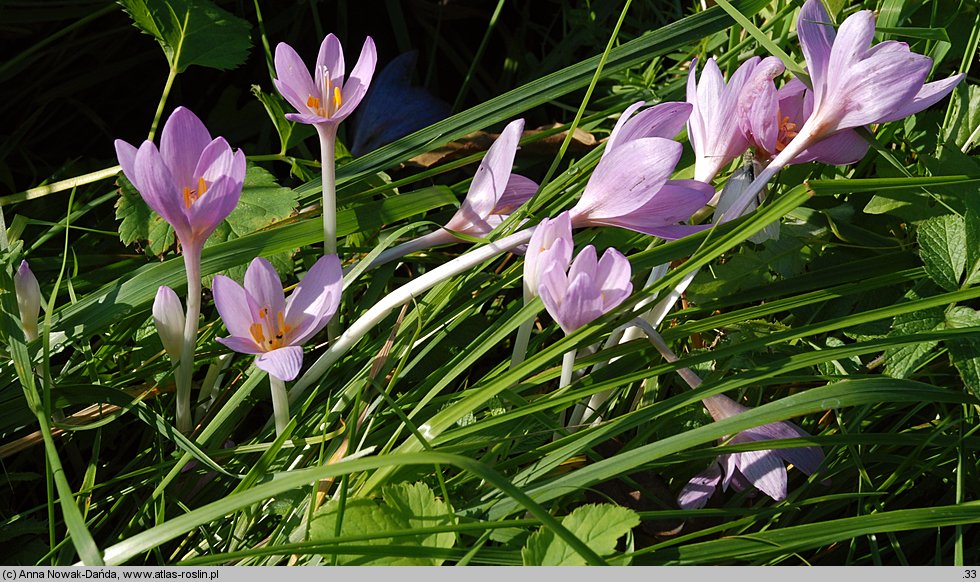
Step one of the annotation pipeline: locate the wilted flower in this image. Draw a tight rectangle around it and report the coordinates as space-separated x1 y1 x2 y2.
213 256 342 382
114 107 246 252
14 260 41 342
568 136 713 240
538 245 633 334
153 286 185 364
523 212 573 302
794 0 964 143
274 34 377 128
677 394 824 509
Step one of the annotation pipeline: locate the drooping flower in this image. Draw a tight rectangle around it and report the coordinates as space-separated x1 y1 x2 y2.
523 212 573 302
153 286 185 364
687 57 764 183
677 394 824 509
212 255 342 382
274 34 377 128
568 136 713 240
114 107 246 252
14 260 41 342
538 245 633 334
794 0 964 143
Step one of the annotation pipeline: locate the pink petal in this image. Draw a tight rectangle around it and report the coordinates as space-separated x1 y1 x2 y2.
639 224 712 240
797 0 836 99
572 137 682 220
687 59 707 156
605 101 645 156
578 180 712 236
733 448 788 501
537 263 570 326
315 33 345 91
256 345 304 381
606 101 692 155
284 112 330 125
567 245 599 283
284 254 343 345
216 335 263 355
795 128 868 165
334 36 378 121
875 73 965 123
494 174 538 215
448 118 525 232
133 141 191 241
212 274 257 339
738 57 784 154
524 213 573 298
831 44 931 129
114 139 140 190
557 270 604 333
595 247 633 304
743 421 825 476
185 174 240 242
677 462 723 509
274 42 317 115
159 107 212 187
244 258 287 317
701 393 751 422
195 139 246 185
696 58 726 112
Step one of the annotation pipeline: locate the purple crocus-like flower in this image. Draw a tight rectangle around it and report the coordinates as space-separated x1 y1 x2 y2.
212 255 342 382
14 260 41 342
568 136 713 240
153 286 185 364
677 394 824 509
114 107 246 252
523 211 573 302
274 34 377 128
687 57 765 183
794 0 964 144
604 101 693 157
538 245 633 334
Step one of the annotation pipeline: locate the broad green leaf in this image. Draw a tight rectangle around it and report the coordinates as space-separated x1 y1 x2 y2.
118 0 251 72
965 198 980 285
917 214 967 291
522 504 639 566
308 482 455 565
251 85 315 155
116 174 175 256
945 306 980 400
885 283 946 379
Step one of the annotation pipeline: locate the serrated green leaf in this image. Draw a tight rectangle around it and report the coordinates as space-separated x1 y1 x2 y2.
965 200 980 285
118 0 251 72
944 306 980 400
115 174 176 256
251 84 315 155
522 504 639 566
308 482 455 566
885 283 946 379
918 214 967 291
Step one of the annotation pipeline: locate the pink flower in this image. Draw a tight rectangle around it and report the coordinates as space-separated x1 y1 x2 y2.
795 0 963 142
523 212 573 302
274 34 377 128
212 256 342 382
114 107 246 252
14 260 41 341
568 135 713 240
538 245 633 334
677 395 824 509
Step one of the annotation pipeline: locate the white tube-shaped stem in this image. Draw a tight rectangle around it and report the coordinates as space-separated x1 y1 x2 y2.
270 375 290 436
317 124 339 257
176 242 203 434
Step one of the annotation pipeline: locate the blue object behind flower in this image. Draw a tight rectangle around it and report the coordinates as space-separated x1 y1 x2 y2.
350 51 451 156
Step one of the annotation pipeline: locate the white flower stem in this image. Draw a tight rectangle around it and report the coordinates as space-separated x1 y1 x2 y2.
176 243 203 434
317 124 339 257
509 318 535 368
557 348 577 432
288 228 534 402
369 230 458 269
270 375 290 436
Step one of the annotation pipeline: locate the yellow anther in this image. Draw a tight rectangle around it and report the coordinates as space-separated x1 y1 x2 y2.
197 177 207 197
307 95 321 110
249 322 266 345
333 86 342 111
182 186 193 209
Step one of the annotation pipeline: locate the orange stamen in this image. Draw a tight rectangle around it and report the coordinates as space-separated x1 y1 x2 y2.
333 87 342 111
182 186 193 208
307 96 321 111
250 322 266 345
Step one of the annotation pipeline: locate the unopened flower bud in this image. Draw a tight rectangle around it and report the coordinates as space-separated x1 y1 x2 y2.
14 260 41 342
153 286 185 364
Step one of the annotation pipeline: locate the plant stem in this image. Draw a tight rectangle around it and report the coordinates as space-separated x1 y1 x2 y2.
369 229 458 269
176 243 203 434
317 124 339 257
148 67 179 142
270 375 290 436
289 228 534 402
509 318 535 368
559 348 576 389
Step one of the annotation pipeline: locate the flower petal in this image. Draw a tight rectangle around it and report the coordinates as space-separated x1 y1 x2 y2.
334 36 378 121
153 286 185 362
133 141 191 241
572 137 683 220
677 462 723 509
216 335 264 355
315 33 345 91
795 128 869 165
567 245 599 283
494 174 538 215
580 180 713 236
256 345 304 381
797 0 836 99
606 101 693 156
285 254 343 345
115 139 140 190
159 107 212 187
274 42 317 114
556 270 604 333
212 274 257 340
186 174 240 242
738 57 784 154
595 247 633 307
448 119 525 233
733 448 788 501
831 43 932 129
244 257 287 317
874 73 965 123
285 112 331 125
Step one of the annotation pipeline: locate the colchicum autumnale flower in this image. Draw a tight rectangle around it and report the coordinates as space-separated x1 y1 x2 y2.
677 394 825 508
523 211 573 302
213 256 342 382
153 286 185 365
115 106 246 433
538 245 633 335
14 260 41 342
274 33 377 257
